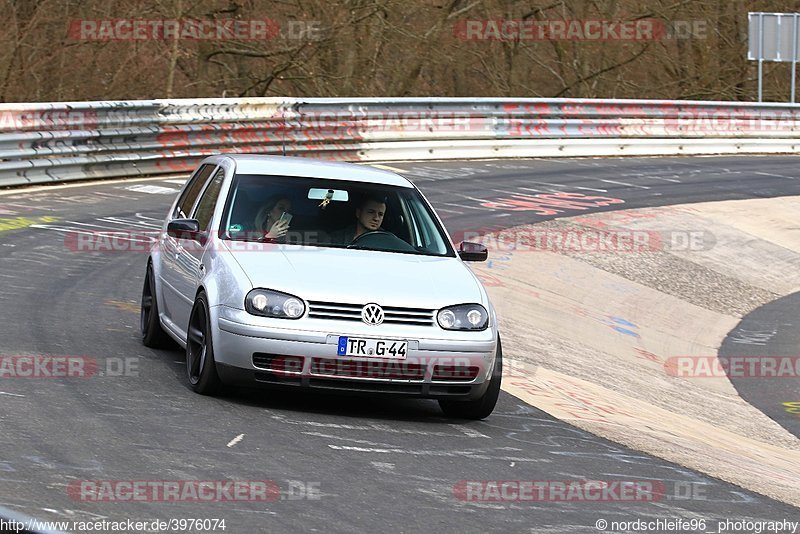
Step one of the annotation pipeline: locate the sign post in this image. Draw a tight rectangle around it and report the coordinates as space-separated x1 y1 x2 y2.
792 15 798 102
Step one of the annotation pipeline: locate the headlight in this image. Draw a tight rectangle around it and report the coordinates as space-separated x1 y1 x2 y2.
436 304 489 330
245 289 305 319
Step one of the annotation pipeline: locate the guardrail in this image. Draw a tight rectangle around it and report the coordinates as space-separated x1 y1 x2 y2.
2 97 800 187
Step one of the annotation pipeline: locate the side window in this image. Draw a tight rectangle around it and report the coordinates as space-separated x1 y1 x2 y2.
173 164 216 219
192 168 226 232
406 197 447 255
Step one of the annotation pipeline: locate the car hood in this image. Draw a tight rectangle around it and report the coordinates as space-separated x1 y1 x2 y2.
222 243 486 309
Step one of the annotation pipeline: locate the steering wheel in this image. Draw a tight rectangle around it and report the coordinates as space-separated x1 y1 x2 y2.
348 230 416 252
348 230 395 247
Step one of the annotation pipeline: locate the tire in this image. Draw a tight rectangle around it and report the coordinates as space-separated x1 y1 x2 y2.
186 293 223 395
438 337 502 420
140 264 172 348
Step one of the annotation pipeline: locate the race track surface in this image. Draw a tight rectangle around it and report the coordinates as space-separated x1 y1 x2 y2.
1 156 799 533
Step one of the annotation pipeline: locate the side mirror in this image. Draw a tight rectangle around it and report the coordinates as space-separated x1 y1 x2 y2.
457 241 488 262
167 219 204 242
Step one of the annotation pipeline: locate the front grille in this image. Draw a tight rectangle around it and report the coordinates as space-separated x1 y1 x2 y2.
307 300 435 327
310 358 426 380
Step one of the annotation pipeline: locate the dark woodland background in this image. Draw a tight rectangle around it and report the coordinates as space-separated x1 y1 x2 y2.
2 0 799 102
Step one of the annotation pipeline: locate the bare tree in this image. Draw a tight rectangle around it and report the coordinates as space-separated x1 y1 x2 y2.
0 0 795 102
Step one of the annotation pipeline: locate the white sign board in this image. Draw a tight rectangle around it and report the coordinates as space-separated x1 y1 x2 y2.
749 12 800 62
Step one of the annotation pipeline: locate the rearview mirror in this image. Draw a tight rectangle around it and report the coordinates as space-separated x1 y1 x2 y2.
308 188 349 202
457 241 488 262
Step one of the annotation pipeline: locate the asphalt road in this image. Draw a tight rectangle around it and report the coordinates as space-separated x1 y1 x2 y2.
1 156 799 533
719 292 800 440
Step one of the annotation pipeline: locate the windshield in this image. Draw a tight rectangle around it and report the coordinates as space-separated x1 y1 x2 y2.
220 174 455 257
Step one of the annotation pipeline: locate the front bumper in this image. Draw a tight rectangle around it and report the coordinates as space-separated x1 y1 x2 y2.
213 307 497 400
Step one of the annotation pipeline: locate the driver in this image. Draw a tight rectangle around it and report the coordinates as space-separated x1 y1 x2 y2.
331 195 387 244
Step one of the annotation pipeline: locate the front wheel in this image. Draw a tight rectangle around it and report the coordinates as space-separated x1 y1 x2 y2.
140 264 171 348
439 337 502 420
186 293 222 395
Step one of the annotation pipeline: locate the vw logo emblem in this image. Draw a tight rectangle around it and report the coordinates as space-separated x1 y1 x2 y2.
361 303 384 326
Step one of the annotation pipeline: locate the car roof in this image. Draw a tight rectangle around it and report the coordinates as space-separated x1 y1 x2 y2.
207 155 413 188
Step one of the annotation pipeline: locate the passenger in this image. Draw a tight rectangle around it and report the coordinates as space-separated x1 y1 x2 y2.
255 195 292 240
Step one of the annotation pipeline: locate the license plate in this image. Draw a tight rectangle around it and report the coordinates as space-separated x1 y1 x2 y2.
337 337 408 359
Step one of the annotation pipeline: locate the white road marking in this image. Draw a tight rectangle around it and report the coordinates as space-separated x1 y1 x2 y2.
60 220 122 230
441 202 491 212
270 414 457 436
0 174 189 197
25 504 109 521
632 175 682 183
66 220 151 232
0 203 40 215
92 191 139 200
31 222 155 244
135 213 164 221
371 462 395 470
124 184 181 194
448 424 491 439
98 216 161 228
489 188 526 195
753 171 797 180
460 193 494 204
302 432 392 448
39 198 87 205
29 224 92 235
327 444 548 462
0 392 25 397
163 179 189 185
226 434 245 448
599 179 650 190
520 182 608 193
434 207 464 215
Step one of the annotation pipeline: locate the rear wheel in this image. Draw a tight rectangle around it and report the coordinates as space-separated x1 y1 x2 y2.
186 293 222 395
140 264 171 348
439 337 502 420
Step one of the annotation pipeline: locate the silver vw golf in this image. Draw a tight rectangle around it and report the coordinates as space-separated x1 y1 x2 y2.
140 155 502 419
